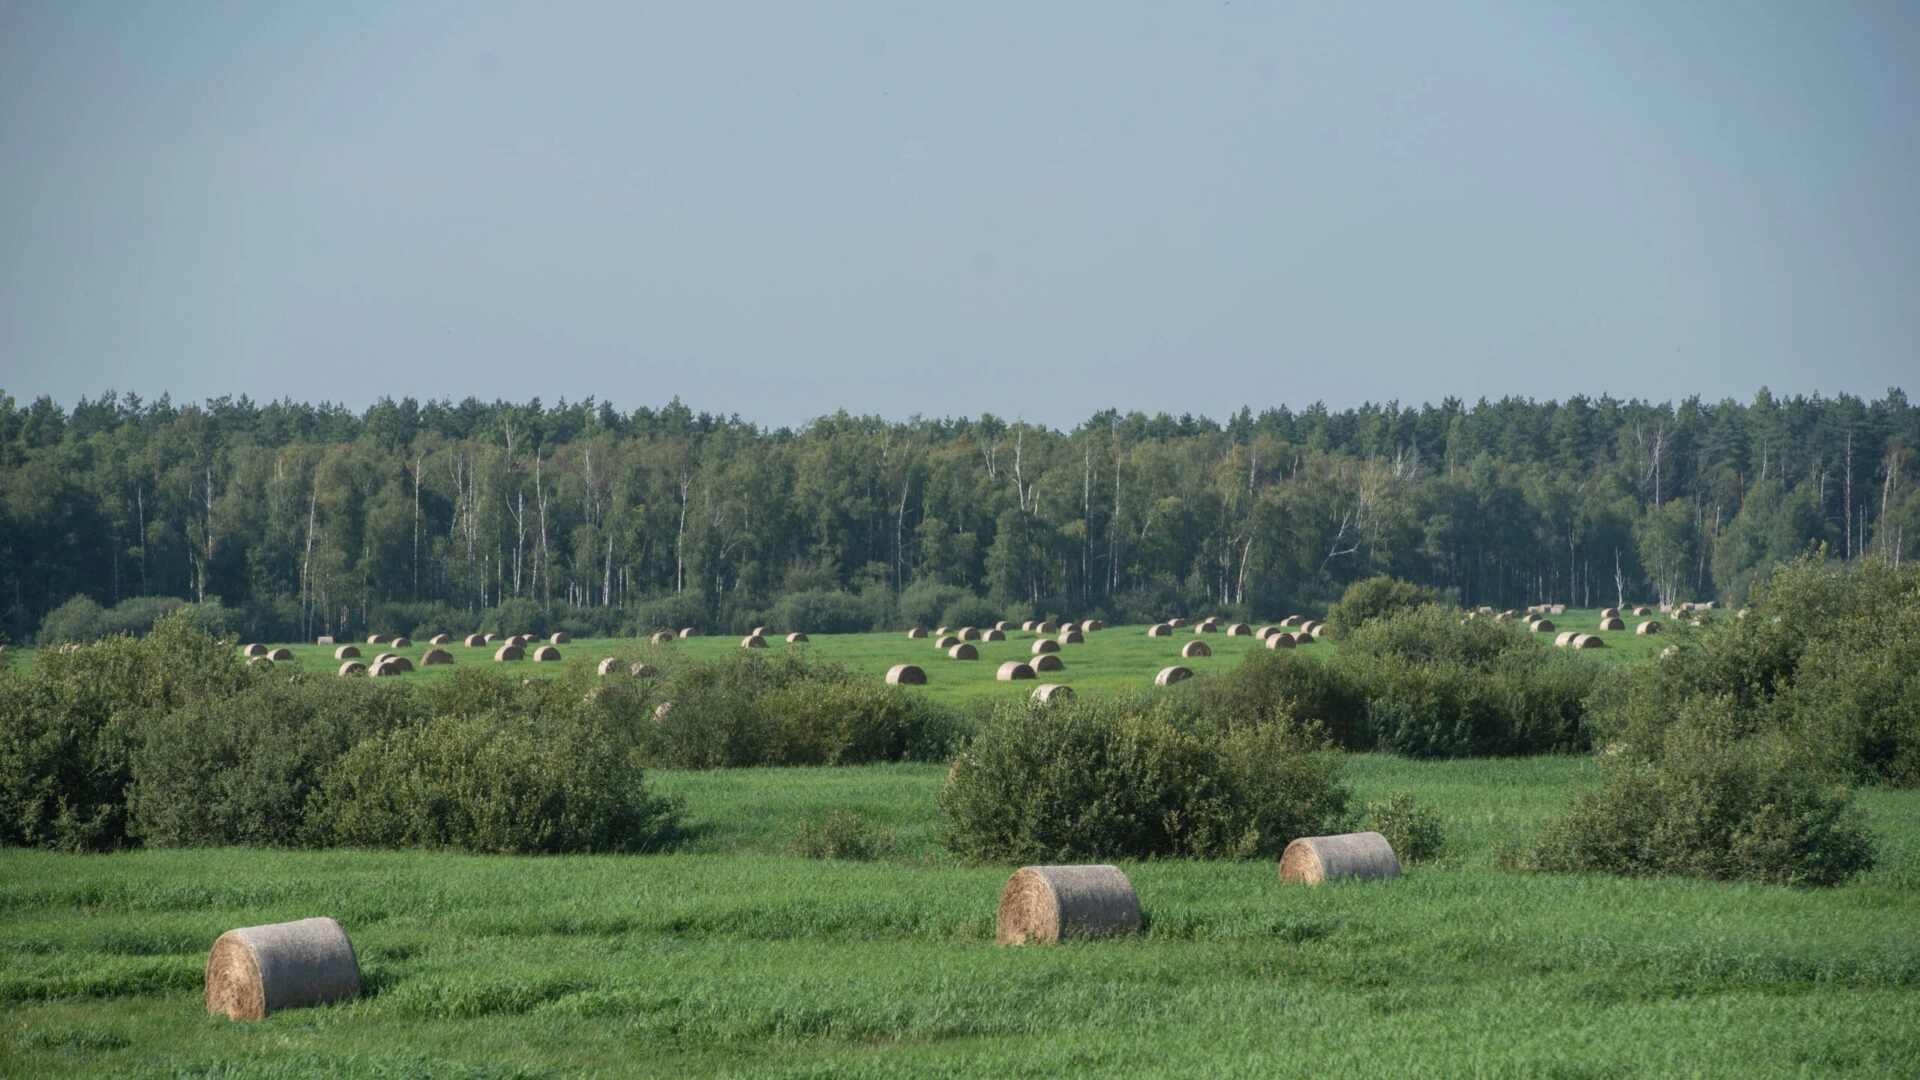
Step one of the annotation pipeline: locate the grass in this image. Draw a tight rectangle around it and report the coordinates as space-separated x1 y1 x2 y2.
3 754 1916 1078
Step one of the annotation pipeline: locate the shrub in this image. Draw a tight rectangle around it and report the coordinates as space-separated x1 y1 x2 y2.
938 694 1348 863
35 595 105 644
794 808 896 861
896 583 968 631
627 592 711 636
768 588 889 635
939 596 1004 633
1323 575 1435 639
1364 791 1445 863
1532 701 1875 887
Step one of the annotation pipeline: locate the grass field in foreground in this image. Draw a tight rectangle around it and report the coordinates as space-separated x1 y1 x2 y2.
3 755 1916 1078
1 608 1675 704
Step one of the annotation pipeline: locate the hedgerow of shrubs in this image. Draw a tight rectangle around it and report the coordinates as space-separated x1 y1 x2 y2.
938 693 1349 863
1322 574 1436 640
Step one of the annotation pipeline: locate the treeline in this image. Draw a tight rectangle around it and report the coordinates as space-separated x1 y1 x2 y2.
2 386 1916 643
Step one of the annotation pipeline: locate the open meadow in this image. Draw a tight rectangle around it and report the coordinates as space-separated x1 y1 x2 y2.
3 755 1917 1078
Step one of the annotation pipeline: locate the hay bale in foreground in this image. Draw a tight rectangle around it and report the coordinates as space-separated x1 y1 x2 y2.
1530 619 1555 633
420 648 453 666
1032 683 1073 703
1636 620 1662 635
1031 638 1060 655
935 634 961 650
205 916 360 1022
1146 624 1172 637
948 643 979 661
267 648 294 662
1599 617 1625 631
787 632 809 643
243 643 267 657
1266 633 1295 650
886 664 927 685
494 644 524 662
741 635 768 649
1031 653 1063 673
598 657 622 675
464 635 485 648
1182 640 1211 658
338 661 366 677
1279 832 1401 885
532 645 561 661
907 627 928 639
1057 630 1084 645
997 661 1036 681
996 865 1141 945
1155 666 1193 686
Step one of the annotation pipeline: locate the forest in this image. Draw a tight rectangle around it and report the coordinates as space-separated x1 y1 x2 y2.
2 386 1915 644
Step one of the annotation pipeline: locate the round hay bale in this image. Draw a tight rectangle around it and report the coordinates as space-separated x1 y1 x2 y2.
1195 622 1218 634
205 916 360 1022
1266 633 1295 650
494 644 524 662
996 865 1140 946
1530 619 1555 633
1254 626 1278 639
1059 621 1080 634
248 656 273 669
1032 684 1074 703
483 634 499 644
1279 831 1401 885
315 636 334 646
654 701 673 721
995 621 1017 632
1181 640 1211 658
1225 623 1252 636
243 643 268 657
390 637 411 649
1020 621 1037 631
983 629 1006 642
652 631 675 644
1167 617 1188 628
533 645 561 661
1155 665 1193 686
1302 620 1323 635
597 657 622 675
997 661 1036 681
338 661 366 677
368 659 401 677
1282 615 1304 627
751 626 771 638
1031 653 1064 673
429 634 450 645
959 627 981 641
1572 634 1605 649
787 632 810 644
935 634 961 650
549 632 570 645
1083 620 1106 632
1031 638 1061 655
266 648 293 662
631 662 655 678
1601 607 1619 620
334 645 360 660
1633 606 1653 616
1554 631 1578 647
1294 632 1319 646
1035 621 1058 634
367 635 386 645
1057 630 1084 645
948 643 979 661
1146 623 1172 637
1636 620 1662 635
373 653 398 665
1599 617 1625 632
420 648 453 666
1478 606 1494 615
936 627 951 637
464 635 485 648
678 627 699 639
886 664 927 685
741 635 767 649
907 627 928 639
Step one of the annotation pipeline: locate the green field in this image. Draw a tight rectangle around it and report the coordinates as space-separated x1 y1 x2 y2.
3 754 1916 1078
125 608 1675 705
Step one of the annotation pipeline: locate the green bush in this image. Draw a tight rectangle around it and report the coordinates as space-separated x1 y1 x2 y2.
1364 791 1445 863
938 694 1348 863
939 596 1004 633
793 808 897 861
1532 701 1875 887
1323 575 1435 639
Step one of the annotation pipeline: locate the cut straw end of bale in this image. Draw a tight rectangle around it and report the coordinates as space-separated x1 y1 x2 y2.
886 664 926 685
1181 640 1211 658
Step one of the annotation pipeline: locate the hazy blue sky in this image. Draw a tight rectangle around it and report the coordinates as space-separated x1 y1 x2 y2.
2 1 1915 427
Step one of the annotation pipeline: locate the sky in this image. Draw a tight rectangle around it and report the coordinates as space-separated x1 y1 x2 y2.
2 0 1916 429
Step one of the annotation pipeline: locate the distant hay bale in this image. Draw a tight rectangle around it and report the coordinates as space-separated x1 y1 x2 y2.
1478 606 1494 615
532 646 560 662
420 648 453 666
1031 653 1063 672
936 627 952 636
1572 634 1605 649
1020 621 1037 631
1059 621 1080 633
1255 626 1279 639
494 644 524 662
997 661 1036 682
983 629 1006 642
550 632 570 645
997 865 1141 945
1662 644 1679 657
1031 639 1061 655
1034 621 1059 634
886 664 927 685
338 661 366 677
1633 606 1653 616
995 621 1017 632
679 628 699 639
959 627 982 641
1226 623 1252 636
1636 620 1662 635
373 653 397 665
1601 608 1619 620
787 632 809 643
1279 832 1401 885
907 627 929 639
935 634 961 649
484 634 500 644
1181 640 1212 658
429 634 451 645
367 635 386 645
1293 632 1318 646
1266 633 1295 650
464 635 485 648
631 662 655 678
1146 624 1172 637
1531 619 1555 633
948 643 979 661
243 644 267 657
654 702 674 721
752 626 771 638
368 659 401 677
391 637 411 649
1196 620 1219 634
1057 630 1084 645
1032 684 1074 703
1554 631 1578 647
1083 619 1106 632
267 648 293 661
597 657 622 675
1550 605 1566 615
1155 666 1193 686
652 631 675 644
1302 621 1323 636
1282 615 1304 627
316 636 334 646
1599 617 1625 631
205 916 360 1022
1167 617 1188 628
741 635 767 649
248 656 273 669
